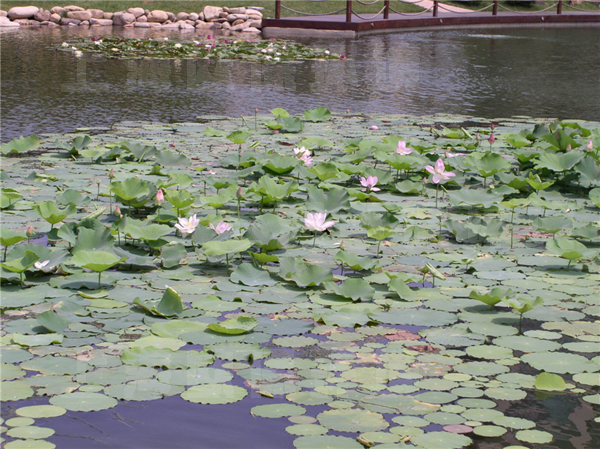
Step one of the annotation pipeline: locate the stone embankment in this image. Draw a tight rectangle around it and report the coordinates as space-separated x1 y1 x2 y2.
0 5 263 33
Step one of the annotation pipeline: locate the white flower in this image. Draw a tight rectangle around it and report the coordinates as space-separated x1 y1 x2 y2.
163 37 169 41
193 40 200 45
205 44 212 50
325 50 330 55
209 221 232 235
94 41 102 45
73 51 83 57
274 57 280 62
111 48 119 51
61 42 69 47
71 46 77 50
174 43 182 48
261 49 267 53
305 213 335 232
34 260 54 272
175 214 200 237
265 55 271 60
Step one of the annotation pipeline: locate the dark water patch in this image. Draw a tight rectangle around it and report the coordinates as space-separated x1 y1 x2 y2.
2 26 600 141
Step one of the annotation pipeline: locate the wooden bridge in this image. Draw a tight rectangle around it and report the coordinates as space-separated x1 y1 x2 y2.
262 0 600 37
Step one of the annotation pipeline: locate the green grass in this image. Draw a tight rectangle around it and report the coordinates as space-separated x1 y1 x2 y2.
0 0 424 18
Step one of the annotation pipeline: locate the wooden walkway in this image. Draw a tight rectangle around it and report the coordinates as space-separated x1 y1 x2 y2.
262 2 600 37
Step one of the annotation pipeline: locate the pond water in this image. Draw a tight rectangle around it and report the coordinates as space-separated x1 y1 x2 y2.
2 25 600 142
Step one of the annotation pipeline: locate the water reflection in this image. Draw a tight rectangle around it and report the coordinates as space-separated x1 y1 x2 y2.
1 25 599 141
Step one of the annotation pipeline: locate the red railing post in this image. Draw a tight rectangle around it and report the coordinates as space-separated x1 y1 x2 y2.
275 0 281 19
433 0 439 17
384 0 390 19
557 0 563 14
493 0 498 16
346 0 353 23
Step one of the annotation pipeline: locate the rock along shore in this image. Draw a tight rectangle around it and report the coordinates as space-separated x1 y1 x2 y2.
0 5 263 33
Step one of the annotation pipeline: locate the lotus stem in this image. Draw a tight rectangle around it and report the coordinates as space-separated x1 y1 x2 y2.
3 246 7 262
20 272 24 288
377 240 381 257
435 184 439 209
98 272 102 289
313 231 317 248
157 205 161 223
518 313 523 334
226 253 230 275
237 199 241 222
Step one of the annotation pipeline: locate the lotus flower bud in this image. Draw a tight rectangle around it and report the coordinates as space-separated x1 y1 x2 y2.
26 226 35 238
566 144 572 151
114 206 122 218
255 108 259 113
340 240 346 250
369 125 378 130
491 123 495 130
586 140 593 151
95 178 101 185
488 133 495 144
236 187 243 199
109 169 115 179
156 189 164 206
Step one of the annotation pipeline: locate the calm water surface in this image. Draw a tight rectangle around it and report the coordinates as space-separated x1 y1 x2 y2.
1 25 599 141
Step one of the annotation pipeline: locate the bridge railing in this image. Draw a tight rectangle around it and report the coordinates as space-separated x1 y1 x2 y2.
273 0 600 21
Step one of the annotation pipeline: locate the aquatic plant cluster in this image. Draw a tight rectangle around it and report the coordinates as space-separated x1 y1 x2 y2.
57 37 343 62
1 109 599 448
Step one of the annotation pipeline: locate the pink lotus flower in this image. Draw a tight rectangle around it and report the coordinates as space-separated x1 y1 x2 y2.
445 151 466 158
34 260 53 271
175 214 200 237
488 133 495 145
586 140 594 151
425 159 455 184
305 212 335 232
294 146 310 157
360 176 380 192
209 221 232 235
156 189 164 206
396 141 413 155
298 152 313 167
369 125 378 130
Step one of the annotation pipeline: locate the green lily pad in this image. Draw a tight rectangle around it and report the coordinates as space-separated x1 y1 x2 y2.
49 392 118 411
181 384 248 404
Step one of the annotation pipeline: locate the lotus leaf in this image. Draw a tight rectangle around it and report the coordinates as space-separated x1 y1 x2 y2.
208 316 258 335
1 134 39 155
181 384 247 404
49 392 117 412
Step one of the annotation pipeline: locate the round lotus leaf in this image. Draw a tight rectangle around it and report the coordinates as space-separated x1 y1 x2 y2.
461 408 504 422
466 345 513 360
121 347 175 367
444 373 472 382
493 416 535 430
1 381 34 402
573 373 600 386
235 367 280 382
441 404 466 413
288 415 317 425
6 417 35 427
265 358 317 370
314 385 346 396
387 384 419 394
151 320 209 338
327 400 354 409
256 382 302 396
80 385 103 393
20 356 91 376
455 362 509 377
516 429 553 444
583 394 600 405
16 405 66 419
293 435 363 449
206 342 271 361
389 426 425 436
252 403 306 418
286 391 332 406
467 322 518 337
360 431 401 443
340 367 399 384
75 366 156 386
494 336 561 352
1 363 25 381
317 408 389 433
272 336 319 348
414 391 458 405
451 387 484 398
370 308 457 327
128 335 186 351
181 384 247 404
361 393 439 415
158 367 233 386
257 318 314 336
286 424 328 436
7 425 55 439
496 373 536 388
523 352 599 374
443 424 474 434
473 425 507 437
523 330 561 340
49 392 118 412
104 379 184 401
0 348 34 364
411 431 472 448
391 416 429 427
562 342 599 353
4 440 55 449
457 398 497 409
414 378 458 391
424 412 465 425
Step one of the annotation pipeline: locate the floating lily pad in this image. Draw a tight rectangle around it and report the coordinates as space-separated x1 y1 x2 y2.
49 392 118 412
181 384 248 404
